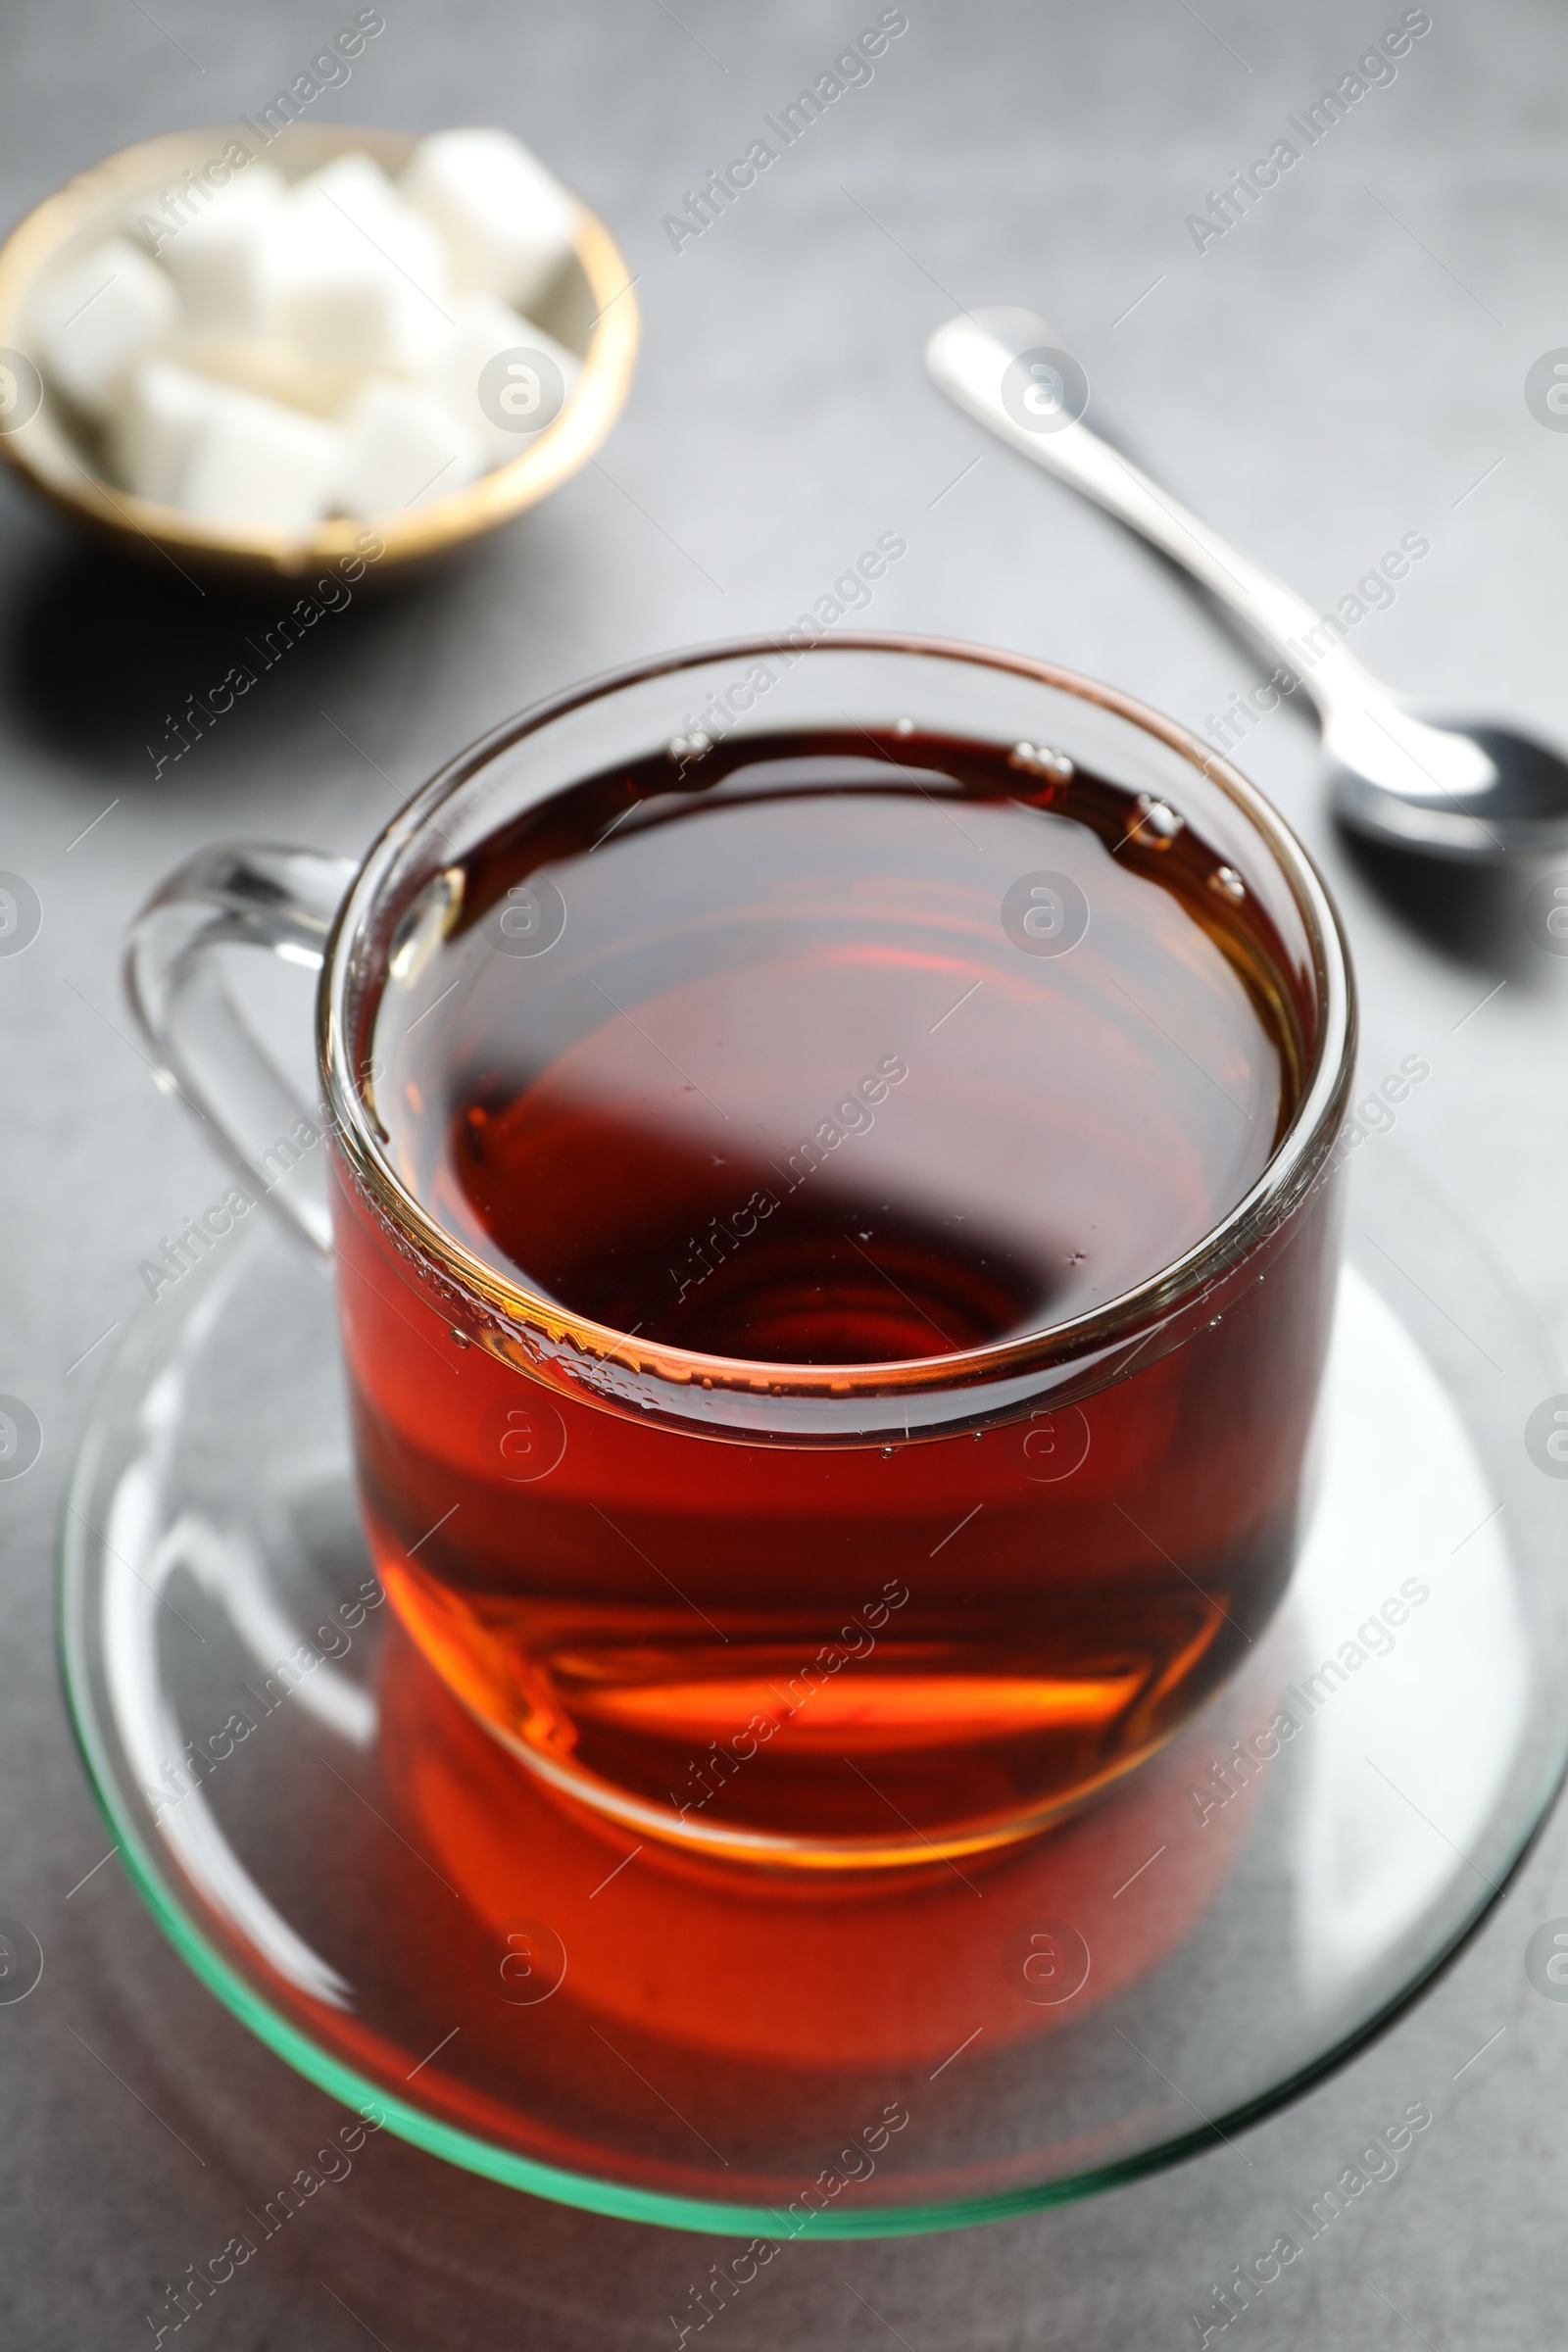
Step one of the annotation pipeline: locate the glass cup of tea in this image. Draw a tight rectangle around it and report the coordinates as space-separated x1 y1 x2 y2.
127 635 1354 1871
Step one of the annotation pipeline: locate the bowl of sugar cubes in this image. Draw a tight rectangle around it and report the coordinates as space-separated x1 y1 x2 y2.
0 122 638 584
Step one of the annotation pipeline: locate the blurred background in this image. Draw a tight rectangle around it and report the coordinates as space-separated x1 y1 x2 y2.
1 0 1564 2343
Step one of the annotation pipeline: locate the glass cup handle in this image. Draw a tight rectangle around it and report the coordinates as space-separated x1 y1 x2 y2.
123 843 360 1265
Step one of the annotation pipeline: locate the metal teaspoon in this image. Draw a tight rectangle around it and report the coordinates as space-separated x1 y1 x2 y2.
926 306 1568 862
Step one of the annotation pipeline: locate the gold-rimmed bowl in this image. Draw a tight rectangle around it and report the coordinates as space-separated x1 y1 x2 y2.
0 123 639 588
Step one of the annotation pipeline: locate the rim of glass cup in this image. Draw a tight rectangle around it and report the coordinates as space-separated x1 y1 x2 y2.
318 632 1356 1406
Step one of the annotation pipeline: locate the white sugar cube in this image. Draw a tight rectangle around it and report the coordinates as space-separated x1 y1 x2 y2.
179 388 343 532
153 166 285 335
336 378 482 516
266 186 451 372
106 358 221 504
168 335 362 421
290 152 404 234
403 129 576 312
420 291 580 465
34 236 180 416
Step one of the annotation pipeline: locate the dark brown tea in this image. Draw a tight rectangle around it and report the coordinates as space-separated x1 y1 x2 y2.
331 723 1338 1863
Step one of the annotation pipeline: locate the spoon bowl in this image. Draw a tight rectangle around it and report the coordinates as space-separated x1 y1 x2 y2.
1327 714 1568 860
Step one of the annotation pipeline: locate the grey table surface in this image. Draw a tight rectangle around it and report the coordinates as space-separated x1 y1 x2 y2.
3 0 1566 2342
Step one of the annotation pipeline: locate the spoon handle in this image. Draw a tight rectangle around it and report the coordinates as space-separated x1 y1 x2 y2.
924 308 1384 729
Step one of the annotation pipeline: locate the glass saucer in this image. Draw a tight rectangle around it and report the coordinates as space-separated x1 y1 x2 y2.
58 1151 1568 2237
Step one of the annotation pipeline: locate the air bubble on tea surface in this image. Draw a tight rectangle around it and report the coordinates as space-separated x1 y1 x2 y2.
1009 740 1075 781
1134 792 1184 849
